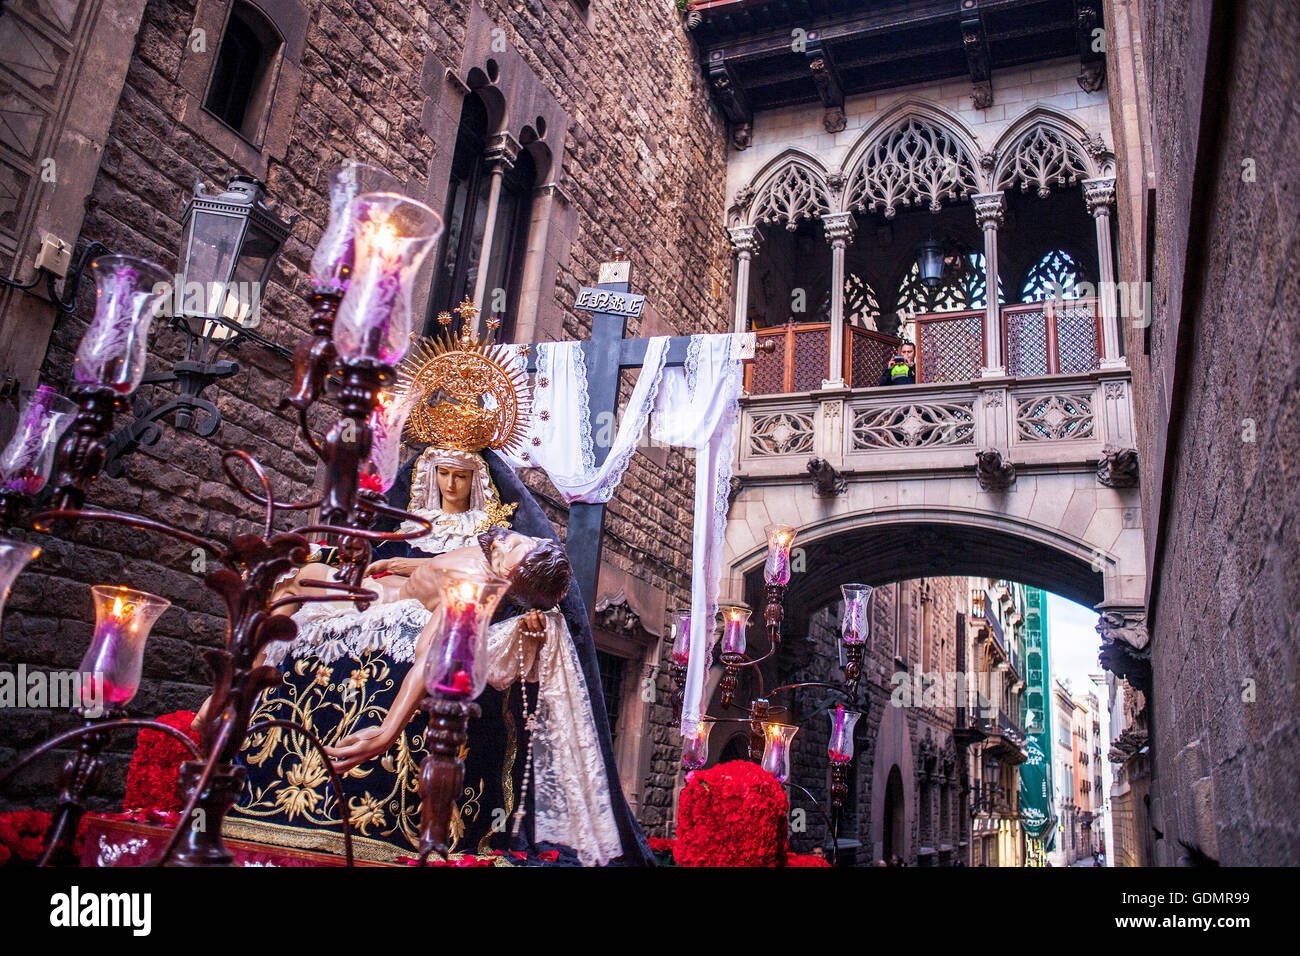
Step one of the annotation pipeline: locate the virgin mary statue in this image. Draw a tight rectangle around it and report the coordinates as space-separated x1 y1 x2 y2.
219 316 651 866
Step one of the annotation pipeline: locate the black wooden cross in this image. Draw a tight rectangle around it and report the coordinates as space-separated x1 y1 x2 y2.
521 261 695 616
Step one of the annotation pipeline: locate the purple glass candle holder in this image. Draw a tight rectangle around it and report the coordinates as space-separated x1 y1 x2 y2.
361 387 418 493
840 583 873 645
719 604 751 657
309 162 402 295
423 567 508 701
828 704 862 763
670 608 692 667
762 523 796 586
78 585 171 710
0 385 76 496
760 722 799 783
332 193 442 365
73 255 171 395
0 536 40 625
681 718 713 770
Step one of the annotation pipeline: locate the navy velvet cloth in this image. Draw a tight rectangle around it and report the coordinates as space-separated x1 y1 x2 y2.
374 449 654 866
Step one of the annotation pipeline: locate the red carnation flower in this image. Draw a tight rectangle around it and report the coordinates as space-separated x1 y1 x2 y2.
673 761 789 867
123 710 200 813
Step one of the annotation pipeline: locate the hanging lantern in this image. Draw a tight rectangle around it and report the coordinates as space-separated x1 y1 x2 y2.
177 176 291 340
916 236 945 289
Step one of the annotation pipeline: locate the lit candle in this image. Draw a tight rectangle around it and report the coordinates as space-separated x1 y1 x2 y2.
720 605 750 656
423 570 508 702
681 719 713 770
762 523 796 586
332 193 442 366
310 162 402 294
760 722 799 782
78 586 171 710
362 388 417 493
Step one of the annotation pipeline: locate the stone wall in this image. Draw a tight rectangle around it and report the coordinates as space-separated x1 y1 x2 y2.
0 0 730 819
1107 0 1300 864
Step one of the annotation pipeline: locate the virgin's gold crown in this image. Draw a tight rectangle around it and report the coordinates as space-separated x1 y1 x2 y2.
397 298 531 453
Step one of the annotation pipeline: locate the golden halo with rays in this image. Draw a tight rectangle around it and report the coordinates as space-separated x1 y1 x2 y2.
396 309 531 455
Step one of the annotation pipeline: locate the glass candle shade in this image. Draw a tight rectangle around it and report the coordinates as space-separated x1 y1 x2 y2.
361 387 417 493
74 255 171 395
310 162 402 295
719 604 751 657
827 705 862 763
422 567 509 701
332 193 442 365
762 523 796 586
670 609 691 667
760 722 799 783
0 385 76 495
681 718 713 770
840 583 874 646
78 586 171 709
0 537 39 625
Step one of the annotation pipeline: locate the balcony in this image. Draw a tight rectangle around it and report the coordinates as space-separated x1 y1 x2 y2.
746 300 1101 397
979 710 1028 764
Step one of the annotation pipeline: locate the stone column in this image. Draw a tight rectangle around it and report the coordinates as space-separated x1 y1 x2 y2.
471 132 521 332
1084 177 1123 368
821 212 855 388
727 225 761 333
972 193 1006 377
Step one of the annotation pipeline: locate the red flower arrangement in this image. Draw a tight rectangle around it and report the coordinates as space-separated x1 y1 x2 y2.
122 710 200 813
0 810 88 866
673 761 789 867
786 853 832 867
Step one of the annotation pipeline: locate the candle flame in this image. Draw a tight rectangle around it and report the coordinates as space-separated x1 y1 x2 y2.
372 221 400 258
729 608 744 622
450 581 477 603
112 596 127 618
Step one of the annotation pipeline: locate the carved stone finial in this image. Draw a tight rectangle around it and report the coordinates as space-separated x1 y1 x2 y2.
1097 443 1139 487
806 457 847 497
975 448 1015 491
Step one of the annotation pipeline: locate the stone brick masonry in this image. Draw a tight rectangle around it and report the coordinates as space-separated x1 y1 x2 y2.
0 0 730 821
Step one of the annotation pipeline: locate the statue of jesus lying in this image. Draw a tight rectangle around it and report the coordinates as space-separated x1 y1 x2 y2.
214 524 631 866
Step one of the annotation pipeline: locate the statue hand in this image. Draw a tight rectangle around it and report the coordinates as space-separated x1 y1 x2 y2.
520 609 547 644
325 725 396 774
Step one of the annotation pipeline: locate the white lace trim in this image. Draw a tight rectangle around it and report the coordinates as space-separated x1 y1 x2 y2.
568 342 596 476
263 598 431 669
486 611 623 866
587 342 668 505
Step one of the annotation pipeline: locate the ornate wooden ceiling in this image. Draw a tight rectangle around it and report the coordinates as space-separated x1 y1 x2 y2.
689 0 1105 135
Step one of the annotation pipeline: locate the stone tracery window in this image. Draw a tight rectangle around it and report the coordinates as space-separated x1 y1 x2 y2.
844 116 981 219
1020 249 1087 302
750 162 831 230
995 125 1091 198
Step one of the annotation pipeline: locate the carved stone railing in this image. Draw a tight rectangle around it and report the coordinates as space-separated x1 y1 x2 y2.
736 369 1135 480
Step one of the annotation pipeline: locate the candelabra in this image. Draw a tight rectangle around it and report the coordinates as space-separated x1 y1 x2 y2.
0 163 449 867
671 525 878 865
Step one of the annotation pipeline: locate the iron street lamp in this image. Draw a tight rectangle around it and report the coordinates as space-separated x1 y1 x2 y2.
102 177 293 475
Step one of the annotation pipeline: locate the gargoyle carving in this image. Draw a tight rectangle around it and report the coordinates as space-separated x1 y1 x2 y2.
975 449 1015 491
806 457 846 497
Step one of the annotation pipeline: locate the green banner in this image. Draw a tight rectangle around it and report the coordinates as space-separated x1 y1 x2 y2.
1018 588 1056 842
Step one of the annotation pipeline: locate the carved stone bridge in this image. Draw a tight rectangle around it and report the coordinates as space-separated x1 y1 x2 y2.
722 365 1147 670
